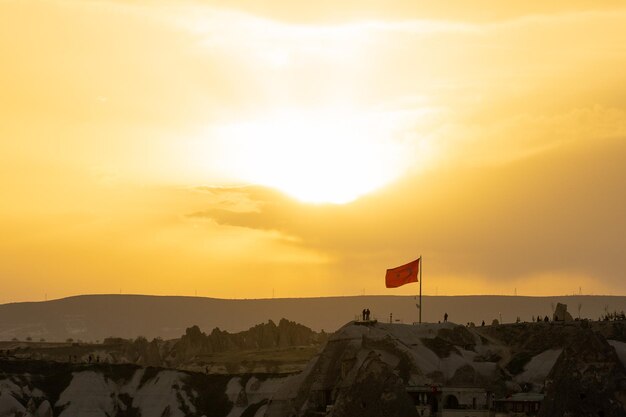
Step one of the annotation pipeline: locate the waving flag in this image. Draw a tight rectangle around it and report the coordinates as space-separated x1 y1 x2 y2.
385 258 420 288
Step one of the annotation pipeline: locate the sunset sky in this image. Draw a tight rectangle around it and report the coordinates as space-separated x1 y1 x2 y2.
1 0 625 302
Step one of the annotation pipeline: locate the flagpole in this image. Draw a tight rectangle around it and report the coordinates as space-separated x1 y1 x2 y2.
419 255 422 324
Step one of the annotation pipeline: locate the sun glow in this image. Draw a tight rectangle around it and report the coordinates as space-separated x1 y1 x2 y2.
212 108 422 204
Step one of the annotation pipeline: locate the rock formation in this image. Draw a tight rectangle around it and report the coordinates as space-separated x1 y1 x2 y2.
3 320 626 416
329 352 418 417
553 303 574 322
539 329 626 417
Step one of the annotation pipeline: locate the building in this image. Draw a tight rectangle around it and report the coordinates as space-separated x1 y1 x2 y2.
493 393 544 416
407 385 493 417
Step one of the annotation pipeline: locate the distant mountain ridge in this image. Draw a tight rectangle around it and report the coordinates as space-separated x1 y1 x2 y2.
1 294 625 341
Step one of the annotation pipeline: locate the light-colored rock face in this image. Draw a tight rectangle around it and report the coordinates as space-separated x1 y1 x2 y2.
608 340 626 368
56 371 118 417
513 348 562 389
125 370 197 417
36 400 53 417
0 391 26 416
224 376 286 417
0 363 290 417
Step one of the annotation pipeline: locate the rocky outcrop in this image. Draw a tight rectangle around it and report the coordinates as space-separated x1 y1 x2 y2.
553 303 574 322
266 320 626 417
329 352 418 417
539 329 626 417
265 321 499 417
173 319 324 360
5 319 326 372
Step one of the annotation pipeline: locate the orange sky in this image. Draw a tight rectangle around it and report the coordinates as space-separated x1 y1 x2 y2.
1 0 626 302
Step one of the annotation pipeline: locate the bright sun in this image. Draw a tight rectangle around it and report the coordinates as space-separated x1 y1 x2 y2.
213 107 421 204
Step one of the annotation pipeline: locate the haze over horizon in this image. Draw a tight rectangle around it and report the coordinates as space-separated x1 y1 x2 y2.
2 293 626 341
4 292 626 306
1 0 625 302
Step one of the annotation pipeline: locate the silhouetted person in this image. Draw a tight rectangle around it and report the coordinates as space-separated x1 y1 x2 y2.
365 308 371 321
444 312 448 322
362 308 366 321
544 315 549 322
481 320 485 327
537 315 542 322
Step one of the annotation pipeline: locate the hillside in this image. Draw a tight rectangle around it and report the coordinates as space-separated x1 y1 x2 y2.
0 359 288 417
0 318 327 374
1 294 625 341
265 320 626 417
2 319 626 417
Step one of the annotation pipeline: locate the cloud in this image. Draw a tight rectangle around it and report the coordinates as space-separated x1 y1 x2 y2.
189 136 626 294
150 0 626 26
3 0 626 299
187 186 334 240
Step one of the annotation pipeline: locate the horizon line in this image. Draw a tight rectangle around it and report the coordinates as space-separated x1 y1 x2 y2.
2 292 625 306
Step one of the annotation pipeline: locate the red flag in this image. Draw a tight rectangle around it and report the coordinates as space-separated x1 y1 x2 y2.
385 258 420 288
